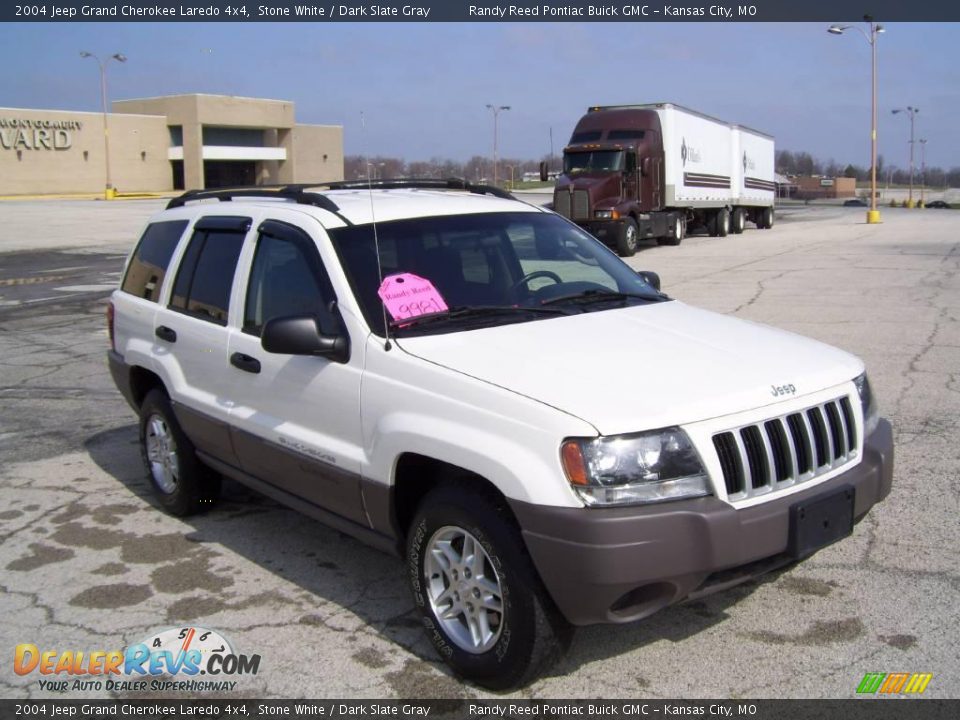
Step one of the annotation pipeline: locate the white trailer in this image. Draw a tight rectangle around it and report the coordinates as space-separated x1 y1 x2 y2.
555 103 776 254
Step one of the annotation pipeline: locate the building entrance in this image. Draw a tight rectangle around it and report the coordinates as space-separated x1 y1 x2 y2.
204 160 256 188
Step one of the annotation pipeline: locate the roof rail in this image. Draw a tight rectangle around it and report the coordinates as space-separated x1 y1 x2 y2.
166 177 514 212
316 177 515 200
166 184 343 212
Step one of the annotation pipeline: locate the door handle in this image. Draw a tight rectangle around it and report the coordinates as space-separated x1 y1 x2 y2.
230 352 261 374
155 325 177 343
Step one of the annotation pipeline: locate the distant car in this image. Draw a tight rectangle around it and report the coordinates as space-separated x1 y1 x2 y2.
843 198 867 207
925 200 951 209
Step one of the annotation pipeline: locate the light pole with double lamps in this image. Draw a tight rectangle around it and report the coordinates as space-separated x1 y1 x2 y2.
485 104 510 186
80 51 127 200
827 16 884 224
891 105 919 207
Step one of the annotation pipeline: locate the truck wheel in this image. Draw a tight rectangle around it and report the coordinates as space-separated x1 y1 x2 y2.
658 215 684 246
407 484 571 689
761 206 775 229
732 208 745 234
616 218 639 257
139 389 220 516
717 209 730 237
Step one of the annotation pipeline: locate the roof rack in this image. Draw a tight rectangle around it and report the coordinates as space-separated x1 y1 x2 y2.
317 177 515 200
166 184 343 212
166 177 514 211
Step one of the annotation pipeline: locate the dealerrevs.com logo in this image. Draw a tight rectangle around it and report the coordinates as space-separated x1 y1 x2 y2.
14 626 260 693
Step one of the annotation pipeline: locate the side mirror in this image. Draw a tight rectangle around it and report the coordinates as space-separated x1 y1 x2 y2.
641 157 652 177
637 270 661 291
539 161 549 182
261 315 349 363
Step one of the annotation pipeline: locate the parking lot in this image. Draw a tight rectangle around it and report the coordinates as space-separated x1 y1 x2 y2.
0 198 957 699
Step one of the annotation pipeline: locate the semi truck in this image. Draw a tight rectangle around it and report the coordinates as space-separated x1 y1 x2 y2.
549 103 776 255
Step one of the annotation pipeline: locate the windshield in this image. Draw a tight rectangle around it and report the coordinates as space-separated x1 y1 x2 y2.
328 211 664 336
563 150 624 174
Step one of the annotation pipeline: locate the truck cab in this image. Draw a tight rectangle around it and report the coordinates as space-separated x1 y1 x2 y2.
553 104 776 256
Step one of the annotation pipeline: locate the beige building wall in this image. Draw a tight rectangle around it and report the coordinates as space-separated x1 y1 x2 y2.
287 125 344 184
115 95 297 189
1 95 343 195
0 108 170 195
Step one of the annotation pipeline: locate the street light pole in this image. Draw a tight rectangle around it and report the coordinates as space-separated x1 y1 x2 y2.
827 17 884 224
891 106 919 207
918 138 927 206
485 104 510 186
80 51 127 200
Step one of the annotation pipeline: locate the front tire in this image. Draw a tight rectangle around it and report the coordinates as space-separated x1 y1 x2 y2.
616 218 639 257
139 389 220 516
407 484 571 689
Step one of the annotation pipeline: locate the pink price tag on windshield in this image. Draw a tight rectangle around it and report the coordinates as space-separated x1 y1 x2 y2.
378 273 448 321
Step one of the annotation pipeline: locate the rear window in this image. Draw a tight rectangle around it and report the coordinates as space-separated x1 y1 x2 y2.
169 217 249 325
120 220 188 302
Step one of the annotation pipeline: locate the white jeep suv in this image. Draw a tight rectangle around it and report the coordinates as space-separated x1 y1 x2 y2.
108 180 893 688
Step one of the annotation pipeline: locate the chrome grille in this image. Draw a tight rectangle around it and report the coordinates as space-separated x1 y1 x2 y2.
554 190 571 218
572 190 590 220
712 396 858 501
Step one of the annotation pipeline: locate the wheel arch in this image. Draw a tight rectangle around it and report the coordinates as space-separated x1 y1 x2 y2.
391 453 518 545
129 365 166 409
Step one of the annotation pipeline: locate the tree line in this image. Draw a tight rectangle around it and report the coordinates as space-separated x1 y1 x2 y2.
776 150 960 187
344 155 552 184
344 152 960 188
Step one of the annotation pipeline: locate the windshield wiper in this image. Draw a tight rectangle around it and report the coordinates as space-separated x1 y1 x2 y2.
539 289 664 307
390 305 568 330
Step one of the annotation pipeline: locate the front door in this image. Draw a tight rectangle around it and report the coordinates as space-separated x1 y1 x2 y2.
225 215 366 524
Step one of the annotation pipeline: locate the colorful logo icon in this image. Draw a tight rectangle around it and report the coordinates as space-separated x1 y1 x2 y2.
857 672 933 695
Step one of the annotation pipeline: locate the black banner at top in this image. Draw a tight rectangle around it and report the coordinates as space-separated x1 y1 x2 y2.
3 0 960 23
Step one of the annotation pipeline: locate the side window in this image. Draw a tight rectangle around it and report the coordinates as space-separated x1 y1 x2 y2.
169 216 249 325
243 220 338 337
120 220 188 301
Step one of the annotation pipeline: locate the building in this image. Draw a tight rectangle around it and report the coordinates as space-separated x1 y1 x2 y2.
0 94 344 196
792 175 858 200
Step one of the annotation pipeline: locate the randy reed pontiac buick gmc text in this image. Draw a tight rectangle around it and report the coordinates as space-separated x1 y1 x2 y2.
108 180 893 688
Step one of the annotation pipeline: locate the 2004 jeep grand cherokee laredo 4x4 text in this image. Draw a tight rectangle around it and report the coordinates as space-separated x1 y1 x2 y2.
108 180 893 689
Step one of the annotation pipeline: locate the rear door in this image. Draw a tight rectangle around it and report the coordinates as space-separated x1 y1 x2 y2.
225 214 366 524
151 215 251 467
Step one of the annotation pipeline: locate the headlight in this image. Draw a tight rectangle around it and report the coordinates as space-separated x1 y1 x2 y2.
854 372 880 436
594 210 613 219
561 428 711 507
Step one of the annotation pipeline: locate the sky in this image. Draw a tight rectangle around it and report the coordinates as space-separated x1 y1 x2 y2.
1 21 959 170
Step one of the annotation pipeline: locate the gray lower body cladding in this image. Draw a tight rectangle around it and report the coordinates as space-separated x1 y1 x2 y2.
509 419 894 626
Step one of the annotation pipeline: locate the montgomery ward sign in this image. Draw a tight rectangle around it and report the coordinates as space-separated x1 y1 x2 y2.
0 118 81 150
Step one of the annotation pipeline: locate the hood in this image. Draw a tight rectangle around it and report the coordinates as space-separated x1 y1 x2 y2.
556 173 622 206
395 302 863 436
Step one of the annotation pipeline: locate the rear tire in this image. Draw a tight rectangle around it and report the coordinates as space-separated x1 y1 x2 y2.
406 483 571 689
717 208 730 237
732 208 746 234
616 218 639 257
139 389 220 516
760 206 775 229
658 215 684 246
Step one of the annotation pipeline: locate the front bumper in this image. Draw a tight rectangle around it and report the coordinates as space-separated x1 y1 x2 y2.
575 218 622 243
510 418 894 625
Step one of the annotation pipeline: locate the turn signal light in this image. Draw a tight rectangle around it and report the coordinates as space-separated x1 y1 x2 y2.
560 441 588 486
